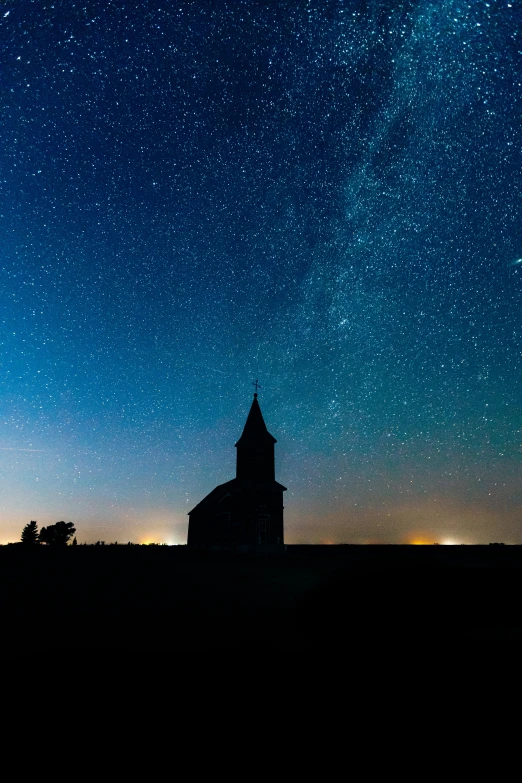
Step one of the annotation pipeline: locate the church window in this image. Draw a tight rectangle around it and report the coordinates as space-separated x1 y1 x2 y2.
257 514 270 544
216 512 231 529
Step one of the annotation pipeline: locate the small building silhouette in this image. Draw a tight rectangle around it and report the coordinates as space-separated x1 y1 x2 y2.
187 393 286 549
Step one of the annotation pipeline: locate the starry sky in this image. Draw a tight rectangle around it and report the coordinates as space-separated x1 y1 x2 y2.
1 0 521 545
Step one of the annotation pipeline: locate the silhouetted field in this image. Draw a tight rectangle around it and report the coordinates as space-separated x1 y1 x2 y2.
2 544 522 658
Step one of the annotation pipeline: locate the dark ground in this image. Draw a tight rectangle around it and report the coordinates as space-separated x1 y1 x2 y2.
2 544 522 658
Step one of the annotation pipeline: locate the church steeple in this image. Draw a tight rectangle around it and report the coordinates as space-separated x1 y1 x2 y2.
235 393 276 481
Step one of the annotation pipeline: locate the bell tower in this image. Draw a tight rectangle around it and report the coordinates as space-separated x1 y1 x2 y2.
235 393 276 481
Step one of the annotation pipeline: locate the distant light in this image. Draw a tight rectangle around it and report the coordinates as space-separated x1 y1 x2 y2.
441 539 458 545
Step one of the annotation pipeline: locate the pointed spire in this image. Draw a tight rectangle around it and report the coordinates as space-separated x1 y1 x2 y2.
235 392 277 481
235 393 276 445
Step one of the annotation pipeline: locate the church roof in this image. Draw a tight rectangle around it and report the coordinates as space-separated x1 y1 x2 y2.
235 394 276 446
187 476 286 516
187 479 236 516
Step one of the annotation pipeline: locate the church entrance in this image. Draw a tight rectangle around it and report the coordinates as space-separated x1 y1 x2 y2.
257 514 270 544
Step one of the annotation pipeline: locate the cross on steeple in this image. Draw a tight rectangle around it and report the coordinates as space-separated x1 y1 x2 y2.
252 379 261 396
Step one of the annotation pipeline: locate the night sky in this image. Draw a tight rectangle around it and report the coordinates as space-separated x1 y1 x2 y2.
1 0 521 545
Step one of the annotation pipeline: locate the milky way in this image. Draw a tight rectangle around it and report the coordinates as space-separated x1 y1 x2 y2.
1 1 521 544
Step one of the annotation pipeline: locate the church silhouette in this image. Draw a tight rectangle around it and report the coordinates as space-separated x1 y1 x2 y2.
187 391 286 550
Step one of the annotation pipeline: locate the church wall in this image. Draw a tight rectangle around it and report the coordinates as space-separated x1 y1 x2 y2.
188 485 284 549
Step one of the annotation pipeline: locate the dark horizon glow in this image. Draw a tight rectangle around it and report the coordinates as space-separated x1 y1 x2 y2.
1 1 521 545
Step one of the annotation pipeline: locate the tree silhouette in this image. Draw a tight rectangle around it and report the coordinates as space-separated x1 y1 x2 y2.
21 520 39 545
39 521 76 546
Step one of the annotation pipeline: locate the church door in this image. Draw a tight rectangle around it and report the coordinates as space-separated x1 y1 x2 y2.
257 514 270 544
